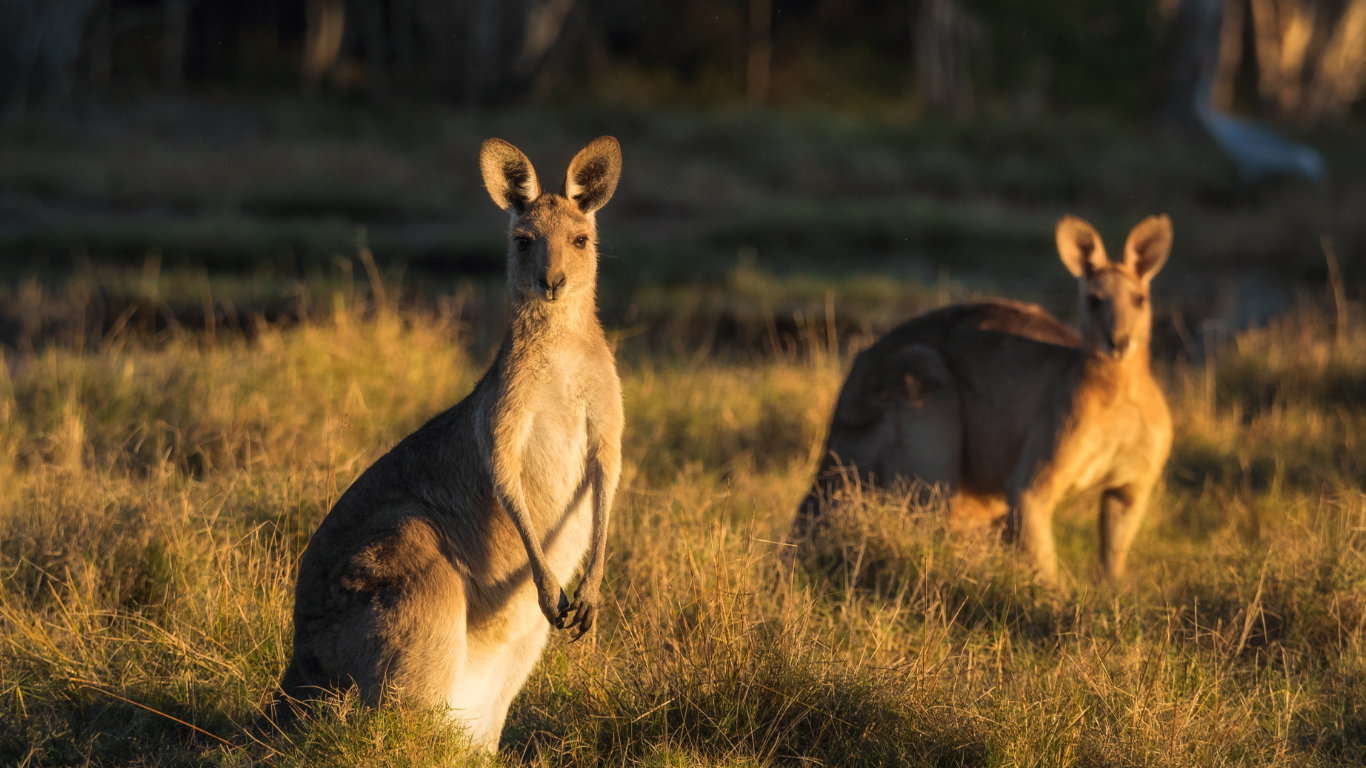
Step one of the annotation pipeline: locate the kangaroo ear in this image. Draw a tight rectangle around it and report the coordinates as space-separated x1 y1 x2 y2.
1056 215 1108 278
481 138 540 214
1123 214 1172 282
564 136 621 215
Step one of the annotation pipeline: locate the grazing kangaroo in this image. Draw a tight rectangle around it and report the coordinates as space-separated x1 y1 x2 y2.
796 215 1174 581
267 137 624 751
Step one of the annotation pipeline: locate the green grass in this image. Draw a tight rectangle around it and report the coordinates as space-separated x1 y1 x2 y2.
1 269 1365 766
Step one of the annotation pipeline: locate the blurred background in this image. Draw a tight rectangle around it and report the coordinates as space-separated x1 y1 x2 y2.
1 0 1363 353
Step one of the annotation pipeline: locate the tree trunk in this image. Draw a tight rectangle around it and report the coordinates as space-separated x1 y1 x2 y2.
2 0 98 117
529 0 587 100
163 0 189 91
747 0 772 104
1156 0 1224 131
88 0 112 87
465 0 502 106
1248 0 1366 123
390 0 415 95
1301 0 1366 121
359 0 387 102
1213 0 1246 109
914 0 978 114
302 0 345 94
518 0 574 76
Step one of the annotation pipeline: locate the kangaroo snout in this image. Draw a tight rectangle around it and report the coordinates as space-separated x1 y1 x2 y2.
539 271 567 301
1109 334 1131 358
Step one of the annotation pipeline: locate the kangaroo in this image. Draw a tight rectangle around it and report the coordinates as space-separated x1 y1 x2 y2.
266 137 624 751
796 215 1174 582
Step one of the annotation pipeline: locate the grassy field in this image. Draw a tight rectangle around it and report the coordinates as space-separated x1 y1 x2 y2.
4 101 1364 293
0 262 1363 767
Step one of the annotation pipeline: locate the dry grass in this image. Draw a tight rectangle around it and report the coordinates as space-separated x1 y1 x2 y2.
1 272 1364 766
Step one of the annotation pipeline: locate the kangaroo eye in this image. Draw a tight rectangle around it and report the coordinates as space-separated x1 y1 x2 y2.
1087 295 1104 311
1133 295 1147 309
573 235 589 249
514 235 532 251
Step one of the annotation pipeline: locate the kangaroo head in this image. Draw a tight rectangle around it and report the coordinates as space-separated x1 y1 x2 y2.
1056 214 1172 361
480 136 622 305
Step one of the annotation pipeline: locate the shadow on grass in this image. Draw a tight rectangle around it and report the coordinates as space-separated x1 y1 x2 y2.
506 612 989 768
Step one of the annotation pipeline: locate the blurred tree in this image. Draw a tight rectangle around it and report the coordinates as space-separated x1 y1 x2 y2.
1158 0 1224 131
1160 0 1328 179
357 0 387 101
3 0 1354 122
163 0 192 90
87 0 113 86
390 0 415 92
1246 0 1366 123
519 0 577 77
748 0 772 103
962 0 1161 116
913 0 983 114
302 0 344 93
463 0 501 105
1212 0 1246 108
1 0 99 116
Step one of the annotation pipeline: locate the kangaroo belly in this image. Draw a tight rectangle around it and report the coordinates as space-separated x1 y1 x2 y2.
1070 400 1168 492
959 405 1034 495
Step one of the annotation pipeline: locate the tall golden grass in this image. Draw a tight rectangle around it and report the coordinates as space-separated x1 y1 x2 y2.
1 273 1363 766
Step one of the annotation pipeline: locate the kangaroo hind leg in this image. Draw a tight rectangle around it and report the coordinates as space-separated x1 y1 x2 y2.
1098 482 1153 579
342 516 470 710
873 344 963 507
797 343 961 536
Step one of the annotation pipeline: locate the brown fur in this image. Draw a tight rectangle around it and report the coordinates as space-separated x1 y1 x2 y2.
796 215 1174 581
265 138 625 750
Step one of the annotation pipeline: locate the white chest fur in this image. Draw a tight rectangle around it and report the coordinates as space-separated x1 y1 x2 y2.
521 374 594 583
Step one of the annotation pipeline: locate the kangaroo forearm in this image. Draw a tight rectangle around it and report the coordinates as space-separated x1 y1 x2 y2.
583 501 612 581
581 418 619 567
582 465 616 586
495 482 555 584
584 520 610 583
490 405 557 582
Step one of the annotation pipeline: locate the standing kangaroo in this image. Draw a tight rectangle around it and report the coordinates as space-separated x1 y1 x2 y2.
796 215 1174 581
268 137 624 750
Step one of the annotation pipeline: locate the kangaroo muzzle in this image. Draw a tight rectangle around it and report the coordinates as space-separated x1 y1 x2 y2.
539 271 567 301
1107 334 1131 359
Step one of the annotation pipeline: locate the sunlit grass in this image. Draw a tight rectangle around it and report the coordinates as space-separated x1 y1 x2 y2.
1 275 1363 766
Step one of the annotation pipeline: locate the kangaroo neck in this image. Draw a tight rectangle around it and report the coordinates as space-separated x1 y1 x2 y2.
1080 345 1153 394
504 290 603 362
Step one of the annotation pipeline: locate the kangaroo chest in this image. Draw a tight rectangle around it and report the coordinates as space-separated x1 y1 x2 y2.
517 354 601 578
522 387 590 506
1065 377 1170 492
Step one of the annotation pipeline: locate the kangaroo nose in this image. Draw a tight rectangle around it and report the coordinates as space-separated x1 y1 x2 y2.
1112 335 1131 356
539 271 567 300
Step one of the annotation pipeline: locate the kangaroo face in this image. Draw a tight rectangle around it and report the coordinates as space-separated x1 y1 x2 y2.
481 137 622 305
1057 214 1173 361
509 196 595 303
1081 266 1148 360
